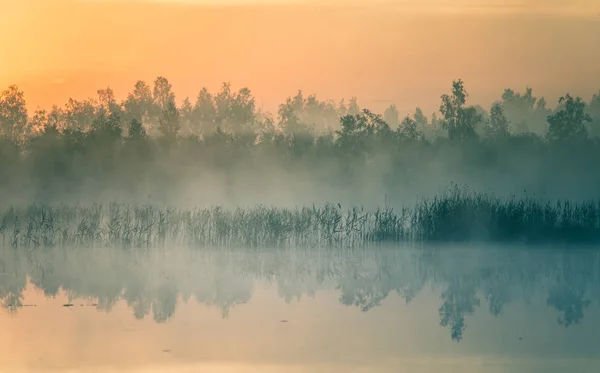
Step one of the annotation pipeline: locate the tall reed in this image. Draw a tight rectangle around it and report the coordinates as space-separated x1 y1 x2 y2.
2 188 600 249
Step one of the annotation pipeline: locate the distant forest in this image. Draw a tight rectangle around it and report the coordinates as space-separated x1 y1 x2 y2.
1 78 600 205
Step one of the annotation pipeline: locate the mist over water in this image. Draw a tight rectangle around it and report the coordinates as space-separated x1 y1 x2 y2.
1 3 600 370
1 244 600 372
1 77 600 371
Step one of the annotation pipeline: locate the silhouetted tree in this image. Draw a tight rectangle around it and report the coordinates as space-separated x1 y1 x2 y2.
587 90 600 137
397 115 423 142
158 99 181 141
279 94 309 135
193 87 218 136
278 91 342 135
440 80 480 141
61 98 97 132
336 109 390 157
97 87 122 117
153 77 175 112
546 94 591 143
413 107 428 137
347 97 360 116
0 85 28 142
501 87 550 134
127 118 147 141
429 112 445 138
384 104 399 127
414 107 427 127
1 77 600 207
485 102 510 139
124 80 154 123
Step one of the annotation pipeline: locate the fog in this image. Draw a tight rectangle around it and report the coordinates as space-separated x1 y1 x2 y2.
1 79 600 211
2 2 600 372
2 244 600 372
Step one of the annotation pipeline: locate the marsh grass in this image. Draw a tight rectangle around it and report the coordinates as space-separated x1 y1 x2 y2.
2 187 600 249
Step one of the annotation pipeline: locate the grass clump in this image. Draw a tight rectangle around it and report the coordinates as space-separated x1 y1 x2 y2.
2 187 600 249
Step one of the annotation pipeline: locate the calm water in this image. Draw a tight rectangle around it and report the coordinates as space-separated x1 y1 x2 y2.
1 245 600 372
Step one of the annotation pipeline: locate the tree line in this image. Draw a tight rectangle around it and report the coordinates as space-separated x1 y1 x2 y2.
1 77 600 204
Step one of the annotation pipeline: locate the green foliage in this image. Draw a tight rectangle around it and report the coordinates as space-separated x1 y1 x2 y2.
335 109 391 157
501 87 550 135
1 78 600 205
158 99 181 141
123 80 155 123
485 102 510 139
128 118 147 140
397 115 423 142
0 85 28 142
546 94 591 143
278 91 343 135
586 90 600 137
383 104 399 127
439 80 481 141
153 76 175 112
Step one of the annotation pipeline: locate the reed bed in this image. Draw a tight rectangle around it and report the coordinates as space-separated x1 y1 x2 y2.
2 188 600 249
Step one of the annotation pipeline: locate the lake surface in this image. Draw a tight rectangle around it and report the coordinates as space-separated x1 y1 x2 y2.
1 245 600 372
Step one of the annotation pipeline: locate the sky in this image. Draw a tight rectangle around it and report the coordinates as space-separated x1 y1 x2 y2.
1 0 599 114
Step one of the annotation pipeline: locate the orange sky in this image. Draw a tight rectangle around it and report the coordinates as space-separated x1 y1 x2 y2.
1 0 599 114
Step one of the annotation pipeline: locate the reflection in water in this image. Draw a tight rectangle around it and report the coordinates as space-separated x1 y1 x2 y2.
1 245 600 343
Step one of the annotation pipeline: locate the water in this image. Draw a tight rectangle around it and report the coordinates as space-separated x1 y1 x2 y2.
1 245 600 372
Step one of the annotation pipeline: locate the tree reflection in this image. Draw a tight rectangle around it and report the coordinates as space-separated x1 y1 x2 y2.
439 279 480 342
1 246 600 341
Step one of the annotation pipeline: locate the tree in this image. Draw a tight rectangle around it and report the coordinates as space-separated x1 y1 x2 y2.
397 115 423 142
62 98 97 132
414 107 428 128
439 80 480 141
97 87 122 117
429 112 445 139
124 80 154 123
153 77 175 112
127 118 147 141
413 107 431 138
179 97 194 136
587 90 600 137
193 88 217 136
501 87 550 134
214 82 233 129
28 109 49 138
158 100 180 140
485 102 510 139
213 83 257 134
347 97 360 116
0 85 28 141
303 94 338 134
226 87 256 133
546 94 590 143
383 104 399 127
90 110 123 142
278 91 310 135
278 91 340 135
337 98 348 117
473 104 489 135
335 109 390 156
124 118 151 182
